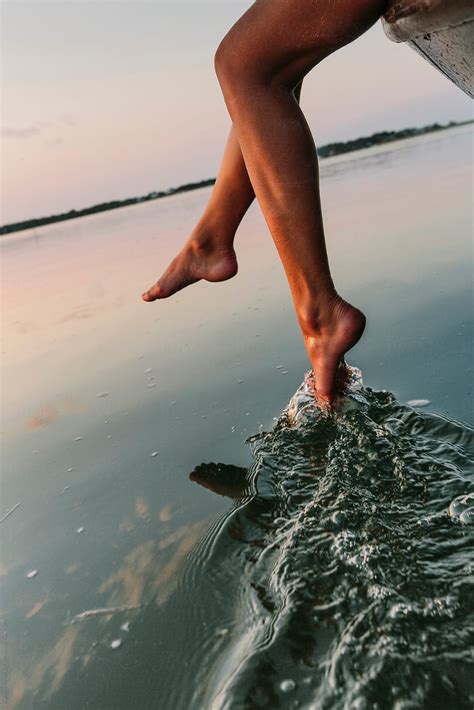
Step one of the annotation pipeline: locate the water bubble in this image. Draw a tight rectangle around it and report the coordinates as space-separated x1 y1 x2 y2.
76 527 85 534
448 494 474 520
96 392 109 398
147 383 157 389
74 436 83 442
460 508 474 525
280 679 296 693
281 370 289 375
276 365 284 369
150 451 159 458
120 621 130 633
145 368 153 373
67 467 73 472
110 639 122 650
26 570 38 579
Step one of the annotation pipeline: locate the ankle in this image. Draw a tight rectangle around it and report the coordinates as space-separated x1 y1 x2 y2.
296 292 342 338
189 225 235 255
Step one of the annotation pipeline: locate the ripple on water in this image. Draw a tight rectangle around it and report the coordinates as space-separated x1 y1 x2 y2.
184 367 474 710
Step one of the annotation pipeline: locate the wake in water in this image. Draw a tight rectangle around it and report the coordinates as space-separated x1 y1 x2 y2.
188 368 474 709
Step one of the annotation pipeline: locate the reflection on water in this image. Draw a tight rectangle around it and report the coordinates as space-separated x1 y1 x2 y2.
187 371 474 709
17 372 472 709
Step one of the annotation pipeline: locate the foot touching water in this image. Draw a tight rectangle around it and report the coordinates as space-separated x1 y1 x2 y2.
300 297 366 407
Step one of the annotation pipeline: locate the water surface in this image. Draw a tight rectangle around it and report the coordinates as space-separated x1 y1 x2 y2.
1 125 473 708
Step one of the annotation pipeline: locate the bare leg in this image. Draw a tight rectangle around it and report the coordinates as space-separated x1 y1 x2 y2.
213 0 386 404
143 84 302 300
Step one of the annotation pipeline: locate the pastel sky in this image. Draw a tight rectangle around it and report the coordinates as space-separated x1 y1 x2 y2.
1 0 472 225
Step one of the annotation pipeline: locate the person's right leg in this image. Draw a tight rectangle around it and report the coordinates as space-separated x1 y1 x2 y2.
143 83 302 300
214 0 387 404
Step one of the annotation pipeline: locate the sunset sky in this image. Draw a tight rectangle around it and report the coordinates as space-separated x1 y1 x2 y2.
2 0 472 225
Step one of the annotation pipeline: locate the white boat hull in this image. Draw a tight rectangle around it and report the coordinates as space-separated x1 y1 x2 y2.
382 0 474 98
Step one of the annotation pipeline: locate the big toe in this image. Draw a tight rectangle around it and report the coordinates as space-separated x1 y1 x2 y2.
142 282 162 301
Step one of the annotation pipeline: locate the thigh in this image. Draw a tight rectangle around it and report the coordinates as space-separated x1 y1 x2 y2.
218 0 388 86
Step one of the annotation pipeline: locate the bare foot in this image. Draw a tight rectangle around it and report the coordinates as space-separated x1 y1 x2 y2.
142 239 238 301
301 297 366 406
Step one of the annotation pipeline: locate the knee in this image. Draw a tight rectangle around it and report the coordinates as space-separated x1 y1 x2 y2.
214 33 247 94
215 32 303 101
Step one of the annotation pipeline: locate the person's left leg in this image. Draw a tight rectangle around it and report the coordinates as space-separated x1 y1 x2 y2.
143 84 302 300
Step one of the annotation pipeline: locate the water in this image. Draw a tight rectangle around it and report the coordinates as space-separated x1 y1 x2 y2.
188 370 474 708
1 125 473 708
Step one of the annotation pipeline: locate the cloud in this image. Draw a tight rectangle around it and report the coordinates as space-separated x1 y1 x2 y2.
2 115 76 140
2 123 45 139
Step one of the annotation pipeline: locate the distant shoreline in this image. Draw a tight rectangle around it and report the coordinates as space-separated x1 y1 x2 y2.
2 119 471 237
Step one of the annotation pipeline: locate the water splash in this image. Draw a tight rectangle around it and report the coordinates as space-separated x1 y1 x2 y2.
188 368 474 709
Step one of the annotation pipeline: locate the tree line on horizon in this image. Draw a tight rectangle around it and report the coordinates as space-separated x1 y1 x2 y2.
1 119 470 236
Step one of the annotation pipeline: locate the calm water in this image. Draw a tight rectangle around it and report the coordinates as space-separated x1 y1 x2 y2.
1 125 473 709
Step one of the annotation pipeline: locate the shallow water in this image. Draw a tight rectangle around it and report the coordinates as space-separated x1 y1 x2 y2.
1 125 473 708
188 370 474 708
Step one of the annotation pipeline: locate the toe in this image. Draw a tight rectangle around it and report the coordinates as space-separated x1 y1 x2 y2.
142 283 162 302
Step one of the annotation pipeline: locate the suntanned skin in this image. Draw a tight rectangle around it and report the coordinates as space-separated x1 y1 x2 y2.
143 0 388 405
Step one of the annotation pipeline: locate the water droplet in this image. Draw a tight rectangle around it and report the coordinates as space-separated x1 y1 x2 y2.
145 368 153 373
215 627 229 637
26 570 38 579
106 435 113 439
282 370 289 375
110 639 122 650
150 451 159 457
104 420 109 424
237 379 243 384
276 365 283 369
76 527 85 534
120 621 130 633
280 679 296 693
74 436 83 442
67 467 73 472
407 399 430 408
147 383 157 389
96 392 109 398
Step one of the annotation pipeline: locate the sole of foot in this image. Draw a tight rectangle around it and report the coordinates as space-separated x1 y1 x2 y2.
142 244 238 301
